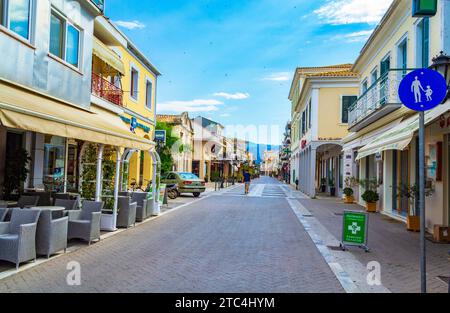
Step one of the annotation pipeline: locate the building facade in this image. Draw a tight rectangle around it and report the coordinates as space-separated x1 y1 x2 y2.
0 0 160 231
343 0 450 232
157 112 194 173
288 64 359 198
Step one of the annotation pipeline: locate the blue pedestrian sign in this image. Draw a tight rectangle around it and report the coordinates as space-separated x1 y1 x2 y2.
398 69 447 111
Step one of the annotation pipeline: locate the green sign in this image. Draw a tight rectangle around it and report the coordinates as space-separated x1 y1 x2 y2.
158 184 167 203
342 211 369 248
412 0 437 17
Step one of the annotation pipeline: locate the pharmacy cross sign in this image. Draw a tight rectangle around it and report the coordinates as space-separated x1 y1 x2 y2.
341 211 370 252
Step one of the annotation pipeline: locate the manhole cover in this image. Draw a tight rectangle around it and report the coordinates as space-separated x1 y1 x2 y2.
327 245 344 251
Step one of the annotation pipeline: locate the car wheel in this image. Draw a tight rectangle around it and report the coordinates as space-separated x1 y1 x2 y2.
193 192 201 198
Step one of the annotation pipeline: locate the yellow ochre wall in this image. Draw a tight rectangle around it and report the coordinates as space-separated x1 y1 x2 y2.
318 87 359 140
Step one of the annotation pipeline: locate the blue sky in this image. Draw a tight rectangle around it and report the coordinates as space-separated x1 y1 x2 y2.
105 0 393 144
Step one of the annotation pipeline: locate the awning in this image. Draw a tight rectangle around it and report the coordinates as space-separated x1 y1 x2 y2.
342 118 403 151
356 103 450 160
0 81 154 151
92 37 125 75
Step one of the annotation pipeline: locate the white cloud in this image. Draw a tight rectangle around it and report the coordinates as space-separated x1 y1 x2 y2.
314 0 393 25
213 92 250 100
114 20 146 30
158 99 224 113
220 113 231 118
331 29 374 43
262 72 291 82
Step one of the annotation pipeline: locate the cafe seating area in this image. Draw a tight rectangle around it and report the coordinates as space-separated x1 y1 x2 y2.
0 191 158 271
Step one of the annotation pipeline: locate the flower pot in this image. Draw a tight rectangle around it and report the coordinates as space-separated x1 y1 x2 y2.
100 213 117 232
365 202 377 213
344 195 354 204
407 215 420 232
330 187 336 197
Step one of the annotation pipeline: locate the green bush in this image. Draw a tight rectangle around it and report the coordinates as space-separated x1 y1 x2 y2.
362 190 379 203
343 188 354 197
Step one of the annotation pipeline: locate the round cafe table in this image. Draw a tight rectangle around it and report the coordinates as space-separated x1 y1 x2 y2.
31 206 66 219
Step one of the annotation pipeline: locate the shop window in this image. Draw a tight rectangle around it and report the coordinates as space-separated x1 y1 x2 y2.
43 135 66 192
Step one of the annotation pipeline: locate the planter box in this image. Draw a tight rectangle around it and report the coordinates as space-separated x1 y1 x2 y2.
344 195 354 204
366 202 377 213
101 213 117 232
433 225 450 242
407 216 420 232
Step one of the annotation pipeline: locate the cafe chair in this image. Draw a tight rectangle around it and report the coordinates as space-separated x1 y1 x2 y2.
131 193 148 222
0 209 41 270
67 201 104 245
36 210 68 258
117 197 137 229
0 208 8 222
17 195 40 209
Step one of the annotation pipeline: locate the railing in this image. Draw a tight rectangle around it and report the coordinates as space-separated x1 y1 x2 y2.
91 72 123 107
90 0 105 12
348 69 413 127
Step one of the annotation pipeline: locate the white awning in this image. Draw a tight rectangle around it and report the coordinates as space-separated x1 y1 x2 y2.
356 103 450 160
342 118 403 151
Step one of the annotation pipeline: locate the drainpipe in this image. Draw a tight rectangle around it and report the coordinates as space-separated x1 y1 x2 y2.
95 144 104 202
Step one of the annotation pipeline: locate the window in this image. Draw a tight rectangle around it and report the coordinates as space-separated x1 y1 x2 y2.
341 96 357 124
308 99 312 129
417 18 430 67
43 135 66 192
362 79 368 94
371 69 378 86
397 38 408 77
1 0 32 40
49 13 63 58
301 111 306 136
145 80 152 109
49 10 81 68
130 67 139 100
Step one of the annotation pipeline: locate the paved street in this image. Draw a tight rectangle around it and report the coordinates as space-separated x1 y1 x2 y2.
0 177 343 293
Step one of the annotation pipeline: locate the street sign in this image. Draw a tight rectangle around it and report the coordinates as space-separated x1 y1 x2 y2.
155 130 166 143
412 0 437 17
398 69 447 112
341 210 370 252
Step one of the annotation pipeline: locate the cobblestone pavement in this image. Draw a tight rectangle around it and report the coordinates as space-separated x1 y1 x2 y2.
298 198 450 293
0 177 343 293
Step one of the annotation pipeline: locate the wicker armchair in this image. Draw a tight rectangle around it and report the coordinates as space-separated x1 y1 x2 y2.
36 210 68 258
54 199 79 213
67 201 104 245
117 197 137 228
17 195 40 208
131 193 149 222
0 209 41 269
0 208 8 222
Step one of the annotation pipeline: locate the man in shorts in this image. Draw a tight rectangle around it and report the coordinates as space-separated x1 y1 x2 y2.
243 170 251 195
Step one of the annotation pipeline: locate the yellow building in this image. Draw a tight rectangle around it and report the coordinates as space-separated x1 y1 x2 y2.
288 64 359 197
92 16 161 190
343 0 450 232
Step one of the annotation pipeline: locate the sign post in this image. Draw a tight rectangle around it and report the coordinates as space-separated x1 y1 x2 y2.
340 210 370 252
398 68 448 293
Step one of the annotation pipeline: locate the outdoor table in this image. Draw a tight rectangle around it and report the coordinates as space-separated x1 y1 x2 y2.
31 206 66 219
6 201 18 208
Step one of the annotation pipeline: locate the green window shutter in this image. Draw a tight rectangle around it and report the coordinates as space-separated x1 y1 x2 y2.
422 18 430 67
342 96 357 124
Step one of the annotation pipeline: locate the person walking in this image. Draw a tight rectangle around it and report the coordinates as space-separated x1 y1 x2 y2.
243 170 251 195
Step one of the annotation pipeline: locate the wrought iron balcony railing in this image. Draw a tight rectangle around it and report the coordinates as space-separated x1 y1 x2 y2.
91 72 123 107
348 69 412 130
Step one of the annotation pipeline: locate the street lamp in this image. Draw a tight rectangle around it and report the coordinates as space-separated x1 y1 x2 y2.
429 51 450 102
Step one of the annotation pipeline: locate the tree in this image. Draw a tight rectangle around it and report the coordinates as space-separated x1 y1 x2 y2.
156 121 180 174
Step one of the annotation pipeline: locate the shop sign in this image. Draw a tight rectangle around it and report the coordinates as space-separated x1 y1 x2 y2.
341 210 370 252
412 0 437 17
155 130 166 143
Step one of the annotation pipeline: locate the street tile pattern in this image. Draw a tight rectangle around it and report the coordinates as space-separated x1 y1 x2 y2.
0 181 343 293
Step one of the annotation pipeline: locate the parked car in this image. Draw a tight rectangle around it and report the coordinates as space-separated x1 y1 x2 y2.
161 172 206 197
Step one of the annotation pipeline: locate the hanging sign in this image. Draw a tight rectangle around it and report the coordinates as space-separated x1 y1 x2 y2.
398 69 447 112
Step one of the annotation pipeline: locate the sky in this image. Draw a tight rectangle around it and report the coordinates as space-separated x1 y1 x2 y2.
105 0 393 145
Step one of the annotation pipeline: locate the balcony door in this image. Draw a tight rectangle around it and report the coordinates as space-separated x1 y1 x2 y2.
380 56 391 105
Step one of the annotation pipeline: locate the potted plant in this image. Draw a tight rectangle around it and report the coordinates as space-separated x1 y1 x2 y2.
343 177 358 204
328 178 336 197
397 184 433 232
360 178 380 213
320 178 327 193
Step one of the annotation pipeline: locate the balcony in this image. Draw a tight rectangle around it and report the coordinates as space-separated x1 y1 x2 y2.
91 72 123 107
348 69 409 132
90 0 105 12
